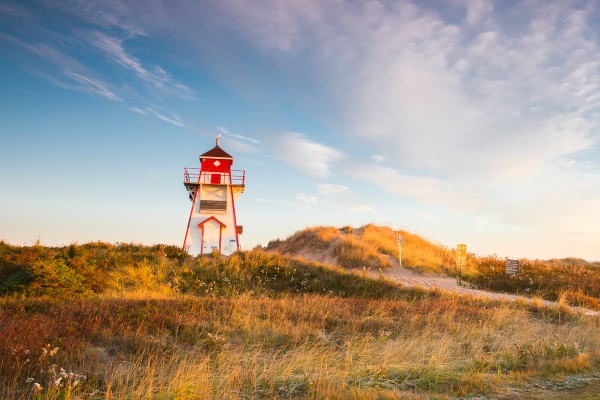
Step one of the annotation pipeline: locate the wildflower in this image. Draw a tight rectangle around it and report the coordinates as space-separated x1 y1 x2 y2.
26 377 34 383
33 383 43 392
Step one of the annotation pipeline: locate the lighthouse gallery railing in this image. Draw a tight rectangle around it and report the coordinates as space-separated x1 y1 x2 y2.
183 168 245 185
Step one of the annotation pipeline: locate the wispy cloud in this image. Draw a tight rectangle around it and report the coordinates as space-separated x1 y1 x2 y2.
296 193 318 205
45 0 147 37
217 126 261 144
148 108 185 127
88 31 195 100
129 106 146 114
206 0 600 236
0 2 36 20
317 183 372 212
475 217 488 227
420 213 438 221
270 132 343 179
285 193 318 209
65 72 121 101
0 34 122 101
371 155 387 163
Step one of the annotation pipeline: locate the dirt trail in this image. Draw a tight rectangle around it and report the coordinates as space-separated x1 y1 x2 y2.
297 247 599 316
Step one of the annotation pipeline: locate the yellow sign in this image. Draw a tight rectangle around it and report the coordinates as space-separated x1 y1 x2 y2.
456 244 467 266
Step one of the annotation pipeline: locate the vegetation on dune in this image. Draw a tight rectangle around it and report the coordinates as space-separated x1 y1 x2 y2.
464 256 600 309
0 240 404 300
266 224 600 309
1 237 599 398
265 224 450 271
1 289 597 399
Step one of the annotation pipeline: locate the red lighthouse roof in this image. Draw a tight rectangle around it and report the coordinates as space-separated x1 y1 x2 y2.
200 144 233 159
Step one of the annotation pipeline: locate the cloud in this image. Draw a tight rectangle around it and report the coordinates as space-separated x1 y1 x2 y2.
317 183 372 212
6 0 600 244
296 193 318 205
475 217 488 226
0 35 122 101
88 31 195 100
217 126 261 144
64 72 121 101
0 2 35 20
284 193 318 209
129 106 146 114
420 213 437 221
148 108 185 127
42 0 148 37
206 0 600 236
254 198 273 202
270 132 343 179
371 155 387 163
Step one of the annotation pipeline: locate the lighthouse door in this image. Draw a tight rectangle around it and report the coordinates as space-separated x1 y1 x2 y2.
202 219 221 254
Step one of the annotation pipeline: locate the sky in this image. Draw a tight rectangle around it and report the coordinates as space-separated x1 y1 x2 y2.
1 0 599 260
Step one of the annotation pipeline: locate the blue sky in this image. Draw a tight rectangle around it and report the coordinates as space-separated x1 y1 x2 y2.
1 0 599 260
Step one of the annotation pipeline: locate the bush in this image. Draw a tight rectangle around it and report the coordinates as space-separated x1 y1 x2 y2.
3 260 93 297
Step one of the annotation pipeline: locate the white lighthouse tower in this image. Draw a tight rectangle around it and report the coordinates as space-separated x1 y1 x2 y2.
182 136 245 256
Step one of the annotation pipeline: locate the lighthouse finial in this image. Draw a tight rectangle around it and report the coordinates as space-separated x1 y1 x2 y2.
216 134 221 146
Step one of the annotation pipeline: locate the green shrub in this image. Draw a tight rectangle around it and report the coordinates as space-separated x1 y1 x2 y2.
25 260 88 297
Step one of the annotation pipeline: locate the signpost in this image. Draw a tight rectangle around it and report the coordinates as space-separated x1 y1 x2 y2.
456 244 466 286
505 259 520 275
397 235 403 267
506 258 521 293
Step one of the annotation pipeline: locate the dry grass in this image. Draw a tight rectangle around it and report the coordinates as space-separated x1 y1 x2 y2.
2 236 600 398
265 226 343 255
360 224 453 274
266 224 456 273
334 235 392 269
265 225 600 309
1 291 598 399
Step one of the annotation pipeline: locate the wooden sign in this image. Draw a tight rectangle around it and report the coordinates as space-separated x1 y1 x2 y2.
506 259 520 275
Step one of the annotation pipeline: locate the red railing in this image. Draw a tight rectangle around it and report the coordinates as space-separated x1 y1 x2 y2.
184 168 245 185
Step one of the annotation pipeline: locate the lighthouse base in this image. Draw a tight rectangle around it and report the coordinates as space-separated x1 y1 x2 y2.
184 184 239 257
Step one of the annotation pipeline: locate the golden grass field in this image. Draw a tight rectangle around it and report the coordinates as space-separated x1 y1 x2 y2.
1 225 600 399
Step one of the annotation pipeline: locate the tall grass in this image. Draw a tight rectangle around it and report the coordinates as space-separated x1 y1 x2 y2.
266 225 600 309
265 226 342 254
466 255 600 309
1 238 600 398
361 224 454 274
333 235 392 269
1 292 597 399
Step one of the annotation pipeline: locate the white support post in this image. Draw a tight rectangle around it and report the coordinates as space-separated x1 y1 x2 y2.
398 243 402 267
397 235 403 267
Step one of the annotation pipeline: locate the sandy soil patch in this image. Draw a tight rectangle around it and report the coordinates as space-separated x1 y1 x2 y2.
298 249 599 316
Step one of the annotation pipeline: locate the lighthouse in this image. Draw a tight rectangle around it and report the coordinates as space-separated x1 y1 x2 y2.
182 136 245 256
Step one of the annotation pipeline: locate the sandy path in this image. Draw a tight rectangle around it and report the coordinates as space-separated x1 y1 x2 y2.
363 258 599 316
294 248 599 316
